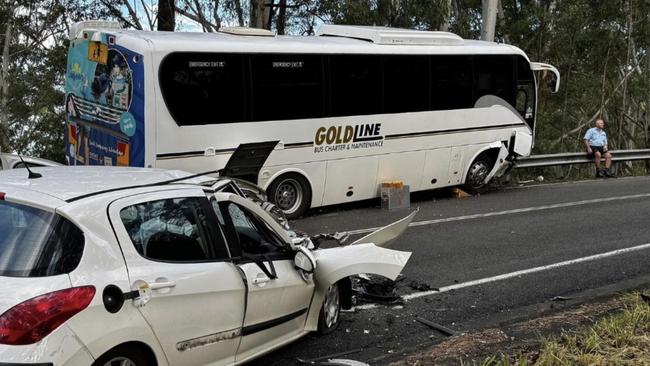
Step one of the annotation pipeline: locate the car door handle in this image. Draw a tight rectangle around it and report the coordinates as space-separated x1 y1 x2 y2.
252 276 272 286
150 281 176 290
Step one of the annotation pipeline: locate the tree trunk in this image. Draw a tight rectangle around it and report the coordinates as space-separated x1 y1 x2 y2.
276 0 287 35
158 0 176 31
0 11 13 152
232 0 245 26
439 0 452 31
250 0 270 29
480 0 498 41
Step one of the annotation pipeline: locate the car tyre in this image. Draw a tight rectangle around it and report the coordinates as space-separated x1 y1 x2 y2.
318 282 342 334
92 344 150 366
268 173 311 219
462 153 495 194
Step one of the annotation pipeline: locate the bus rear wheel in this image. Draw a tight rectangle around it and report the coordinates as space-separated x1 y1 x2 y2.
268 173 311 219
463 154 495 194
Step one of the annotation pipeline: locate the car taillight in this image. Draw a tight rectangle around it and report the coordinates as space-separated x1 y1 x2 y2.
0 286 95 345
0 192 5 200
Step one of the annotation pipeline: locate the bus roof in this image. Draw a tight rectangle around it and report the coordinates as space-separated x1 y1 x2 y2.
91 26 528 59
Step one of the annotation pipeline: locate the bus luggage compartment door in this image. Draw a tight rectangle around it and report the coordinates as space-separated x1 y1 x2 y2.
420 148 452 189
323 156 379 205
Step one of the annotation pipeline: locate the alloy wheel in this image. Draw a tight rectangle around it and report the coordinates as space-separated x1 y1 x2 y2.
323 284 340 328
103 357 137 366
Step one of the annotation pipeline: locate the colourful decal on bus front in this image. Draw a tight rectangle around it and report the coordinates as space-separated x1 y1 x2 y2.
65 32 144 167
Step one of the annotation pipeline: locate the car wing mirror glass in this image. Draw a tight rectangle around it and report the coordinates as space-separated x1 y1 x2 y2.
294 246 316 273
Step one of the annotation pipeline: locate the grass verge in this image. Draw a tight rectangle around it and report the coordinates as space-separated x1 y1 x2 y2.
482 292 650 366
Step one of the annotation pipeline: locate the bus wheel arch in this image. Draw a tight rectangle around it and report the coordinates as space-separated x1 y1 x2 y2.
266 171 313 219
462 145 502 194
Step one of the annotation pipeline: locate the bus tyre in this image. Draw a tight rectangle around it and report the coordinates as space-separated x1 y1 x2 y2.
268 173 311 219
92 344 149 366
463 154 495 194
317 282 341 335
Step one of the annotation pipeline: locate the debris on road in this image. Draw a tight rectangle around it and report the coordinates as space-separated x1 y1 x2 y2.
551 296 572 302
408 280 438 292
311 232 351 247
322 359 370 366
352 274 401 304
296 349 363 365
415 317 458 336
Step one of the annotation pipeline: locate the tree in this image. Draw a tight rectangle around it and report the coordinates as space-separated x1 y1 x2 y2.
158 0 176 31
0 0 114 159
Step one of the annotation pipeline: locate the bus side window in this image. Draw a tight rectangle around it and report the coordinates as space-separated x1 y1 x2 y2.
329 55 382 117
383 55 430 114
159 52 247 125
250 54 324 122
431 55 473 111
473 55 514 104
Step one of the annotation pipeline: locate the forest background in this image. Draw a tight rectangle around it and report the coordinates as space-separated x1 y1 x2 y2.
1 0 649 179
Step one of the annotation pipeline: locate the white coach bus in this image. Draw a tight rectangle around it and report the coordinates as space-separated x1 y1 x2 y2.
64 21 559 218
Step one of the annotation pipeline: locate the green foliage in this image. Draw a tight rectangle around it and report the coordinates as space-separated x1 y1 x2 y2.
0 0 115 161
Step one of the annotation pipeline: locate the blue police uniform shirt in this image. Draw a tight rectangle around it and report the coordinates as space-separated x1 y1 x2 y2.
584 127 607 147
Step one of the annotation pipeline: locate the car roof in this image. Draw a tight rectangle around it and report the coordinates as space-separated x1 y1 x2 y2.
0 153 63 169
0 166 215 203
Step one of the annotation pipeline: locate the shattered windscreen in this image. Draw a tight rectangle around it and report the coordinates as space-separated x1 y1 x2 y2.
0 201 84 277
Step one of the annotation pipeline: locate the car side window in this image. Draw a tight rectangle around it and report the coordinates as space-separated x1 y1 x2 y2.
120 197 228 262
220 202 287 257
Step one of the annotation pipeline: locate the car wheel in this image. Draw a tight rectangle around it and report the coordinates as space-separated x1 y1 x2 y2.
462 154 495 194
318 282 341 334
268 173 311 219
92 344 149 366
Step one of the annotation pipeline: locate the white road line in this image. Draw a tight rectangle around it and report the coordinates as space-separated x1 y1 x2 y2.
353 241 650 311
345 192 650 236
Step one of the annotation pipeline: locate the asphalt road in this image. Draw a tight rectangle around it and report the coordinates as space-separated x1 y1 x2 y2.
250 176 650 365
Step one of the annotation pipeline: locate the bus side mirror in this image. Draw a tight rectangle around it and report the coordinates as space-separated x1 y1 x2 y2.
547 72 559 93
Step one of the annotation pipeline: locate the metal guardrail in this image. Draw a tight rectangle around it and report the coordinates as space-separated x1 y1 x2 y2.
514 149 650 169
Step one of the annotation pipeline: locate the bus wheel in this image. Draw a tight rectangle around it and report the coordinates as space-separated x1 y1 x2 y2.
268 173 311 219
463 154 494 194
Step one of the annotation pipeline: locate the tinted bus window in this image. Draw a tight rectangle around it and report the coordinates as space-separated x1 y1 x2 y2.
473 55 515 104
250 54 324 121
159 52 246 125
516 55 536 130
329 55 382 117
383 56 430 113
431 56 473 110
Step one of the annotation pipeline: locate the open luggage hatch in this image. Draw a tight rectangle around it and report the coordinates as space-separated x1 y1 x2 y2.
219 141 279 184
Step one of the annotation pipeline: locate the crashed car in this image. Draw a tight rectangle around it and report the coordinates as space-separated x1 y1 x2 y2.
0 166 412 365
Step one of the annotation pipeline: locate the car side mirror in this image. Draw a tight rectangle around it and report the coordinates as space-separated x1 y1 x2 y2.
294 246 316 273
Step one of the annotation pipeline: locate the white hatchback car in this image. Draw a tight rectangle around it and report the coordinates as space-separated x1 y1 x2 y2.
0 153 62 170
0 167 412 366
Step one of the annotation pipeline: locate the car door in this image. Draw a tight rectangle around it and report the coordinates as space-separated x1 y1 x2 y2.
109 189 246 366
212 194 314 363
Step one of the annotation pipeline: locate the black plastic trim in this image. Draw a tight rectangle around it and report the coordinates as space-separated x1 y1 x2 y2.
241 308 308 336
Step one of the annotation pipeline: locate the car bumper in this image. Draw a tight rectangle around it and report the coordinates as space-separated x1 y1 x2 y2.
0 325 94 365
